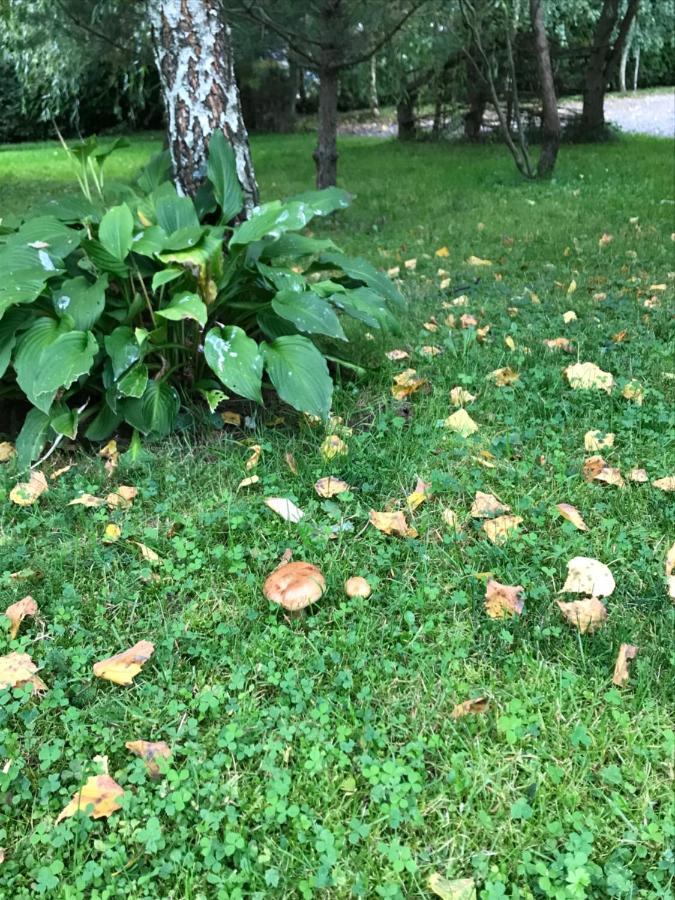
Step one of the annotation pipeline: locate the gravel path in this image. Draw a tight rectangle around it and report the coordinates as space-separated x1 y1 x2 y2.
563 92 674 138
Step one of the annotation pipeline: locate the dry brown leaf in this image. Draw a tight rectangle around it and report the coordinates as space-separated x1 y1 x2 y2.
420 345 442 357
584 430 615 451
652 476 675 492
93 640 155 685
452 295 470 307
391 369 427 400
557 597 607 634
563 310 577 324
628 467 648 483
315 476 350 498
556 503 589 532
471 492 510 519
484 580 524 619
102 523 121 543
246 444 262 470
594 466 625 488
476 325 491 342
428 873 477 900
237 475 260 489
387 265 400 278
406 477 432 511
582 455 607 480
666 542 675 579
106 485 137 510
0 442 16 463
451 697 488 718
321 434 349 460
613 330 629 343
4 596 38 640
423 320 439 332
69 493 106 508
504 335 516 350
284 452 298 475
99 440 119 476
442 508 460 531
487 367 519 386
622 381 644 405
129 541 160 564
125 740 172 779
612 644 638 686
543 337 573 352
460 313 478 329
0 652 47 693
599 232 613 246
9 471 48 506
483 515 523 544
265 497 304 523
440 277 451 290
56 774 124 824
561 556 615 597
467 255 492 266
385 349 410 361
444 408 479 437
564 362 614 393
369 510 417 538
449 387 476 407
50 464 73 480
404 257 417 271
221 411 241 426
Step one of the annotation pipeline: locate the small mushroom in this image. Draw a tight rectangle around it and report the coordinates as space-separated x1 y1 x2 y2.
264 561 326 618
344 576 371 598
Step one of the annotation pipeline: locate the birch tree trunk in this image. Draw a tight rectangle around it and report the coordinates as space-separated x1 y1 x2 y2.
530 0 560 177
369 55 380 117
149 0 258 213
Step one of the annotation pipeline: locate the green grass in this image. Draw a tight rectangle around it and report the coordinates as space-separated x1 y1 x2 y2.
1 133 674 898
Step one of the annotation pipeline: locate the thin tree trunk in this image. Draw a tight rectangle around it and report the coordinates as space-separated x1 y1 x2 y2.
530 0 560 177
369 55 380 117
464 53 488 140
314 67 339 187
619 36 629 91
149 0 258 212
632 43 640 91
397 91 417 140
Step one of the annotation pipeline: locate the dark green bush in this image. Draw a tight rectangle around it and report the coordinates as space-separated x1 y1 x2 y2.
0 134 403 468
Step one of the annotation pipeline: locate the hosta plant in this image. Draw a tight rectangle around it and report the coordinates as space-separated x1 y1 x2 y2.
0 133 403 467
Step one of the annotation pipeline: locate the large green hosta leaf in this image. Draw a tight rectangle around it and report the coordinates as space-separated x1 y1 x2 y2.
287 187 352 217
98 204 134 261
230 200 312 247
53 275 108 331
123 381 180 436
0 308 25 378
329 286 399 331
261 335 332 418
6 216 82 259
207 130 244 223
156 292 207 327
258 233 338 261
0 243 64 316
105 326 141 379
155 187 200 234
117 363 148 398
81 239 129 277
15 408 51 470
204 325 263 403
320 251 404 307
272 289 347 340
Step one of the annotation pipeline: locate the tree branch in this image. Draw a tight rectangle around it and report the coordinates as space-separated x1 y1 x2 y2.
55 0 131 54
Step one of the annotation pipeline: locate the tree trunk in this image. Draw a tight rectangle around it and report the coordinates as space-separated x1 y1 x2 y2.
619 35 629 91
369 55 380 117
464 83 487 141
632 43 640 91
314 67 339 188
149 0 258 212
530 0 560 177
397 91 417 140
581 0 640 137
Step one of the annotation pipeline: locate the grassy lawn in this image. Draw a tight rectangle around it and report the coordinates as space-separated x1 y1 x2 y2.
0 133 674 897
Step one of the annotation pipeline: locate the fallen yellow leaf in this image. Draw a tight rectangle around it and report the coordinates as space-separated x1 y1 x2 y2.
320 434 349 460
9 471 48 506
567 279 577 294
93 640 155 685
612 643 638 686
315 477 350 498
385 349 409 361
487 367 519 387
460 313 478 328
564 362 614 393
622 381 644 405
556 503 589 532
451 697 488 718
129 541 160 563
4 596 38 640
483 515 523 544
264 497 304 523
369 510 417 538
484 580 524 618
652 476 675 491
284 452 298 475
563 310 577 323
56 774 124 824
599 232 613 246
543 337 572 352
444 409 479 437
99 440 119 476
628 467 648 483
470 492 510 518
237 475 260 489
221 411 241 426
557 597 607 634
561 556 615 597
449 387 476 407
423 320 439 332
420 345 442 357
504 335 516 350
69 493 106 508
246 444 262 470
50 464 72 480
106 485 138 510
387 266 400 278
584 430 614 452
428 873 477 900
0 651 47 693
435 246 450 258
467 255 492 266
391 369 427 400
0 442 15 463
125 740 172 779
404 258 417 271
442 508 460 530
102 523 121 543
407 478 432 511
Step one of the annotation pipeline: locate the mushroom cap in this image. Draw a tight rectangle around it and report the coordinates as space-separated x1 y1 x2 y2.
344 576 372 598
264 561 326 611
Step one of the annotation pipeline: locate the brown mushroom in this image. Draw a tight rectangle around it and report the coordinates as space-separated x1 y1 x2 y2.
264 561 326 618
344 576 372 598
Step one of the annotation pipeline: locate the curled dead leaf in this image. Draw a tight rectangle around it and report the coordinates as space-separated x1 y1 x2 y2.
56 774 124 824
50 464 73 480
237 475 260 489
449 387 476 407
557 597 607 634
460 313 478 329
444 409 479 437
315 477 350 498
246 444 262 470
264 497 304 523
487 367 519 387
484 580 524 619
106 485 138 510
564 362 614 393
451 697 488 719
369 510 417 538
9 471 48 506
125 740 172 779
99 440 119 476
129 541 160 563
93 640 155 685
0 651 47 694
420 345 442 357
391 369 427 400
284 452 298 475
69 493 106 508
4 596 38 640
561 556 615 597
471 492 510 519
483 515 523 544
612 644 638 686
407 478 432 511
563 310 577 323
556 503 589 532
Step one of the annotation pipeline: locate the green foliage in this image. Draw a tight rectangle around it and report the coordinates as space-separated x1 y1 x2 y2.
0 138 402 468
